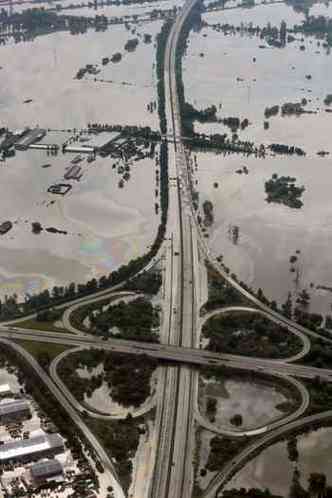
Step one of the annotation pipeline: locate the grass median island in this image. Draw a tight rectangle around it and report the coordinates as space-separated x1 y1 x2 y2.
13 308 69 333
14 340 71 368
202 311 302 359
58 348 158 409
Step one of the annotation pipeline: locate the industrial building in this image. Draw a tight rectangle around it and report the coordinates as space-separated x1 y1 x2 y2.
0 384 12 398
30 459 63 481
64 131 121 155
15 128 46 150
0 400 30 424
0 434 64 464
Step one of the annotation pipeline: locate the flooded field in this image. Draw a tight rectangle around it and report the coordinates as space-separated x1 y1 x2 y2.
0 22 162 129
184 1 332 313
0 147 158 298
0 19 163 298
200 376 289 431
226 426 332 495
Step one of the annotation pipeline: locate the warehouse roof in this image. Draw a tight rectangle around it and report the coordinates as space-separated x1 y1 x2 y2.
0 399 30 417
31 459 63 478
0 434 63 462
0 384 11 394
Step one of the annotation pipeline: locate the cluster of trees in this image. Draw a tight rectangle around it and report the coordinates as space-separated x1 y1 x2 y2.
123 269 162 294
182 102 217 134
265 174 305 209
88 297 159 341
303 336 332 369
264 105 279 118
202 311 302 358
294 16 332 47
324 94 332 106
222 473 332 498
175 0 204 136
156 18 173 134
222 116 249 132
287 436 299 462
202 200 214 227
269 143 306 156
0 8 110 39
88 416 143 492
124 37 139 51
206 436 247 472
201 263 250 314
58 349 158 408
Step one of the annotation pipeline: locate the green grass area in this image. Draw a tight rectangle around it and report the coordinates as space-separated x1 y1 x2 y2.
12 317 70 334
14 340 71 362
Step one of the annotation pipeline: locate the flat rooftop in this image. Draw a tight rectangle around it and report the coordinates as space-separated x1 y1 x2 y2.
0 384 11 394
0 399 29 417
0 434 63 462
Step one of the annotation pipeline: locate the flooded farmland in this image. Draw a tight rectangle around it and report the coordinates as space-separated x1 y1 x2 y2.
184 0 332 314
0 18 163 299
226 426 332 495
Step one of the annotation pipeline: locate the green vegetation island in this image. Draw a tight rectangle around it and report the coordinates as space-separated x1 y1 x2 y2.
265 174 305 209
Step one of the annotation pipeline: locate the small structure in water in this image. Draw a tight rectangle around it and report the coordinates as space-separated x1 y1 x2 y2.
48 184 72 195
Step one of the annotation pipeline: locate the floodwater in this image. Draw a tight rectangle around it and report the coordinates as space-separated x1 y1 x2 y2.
0 22 161 129
0 148 158 298
0 367 21 392
200 377 289 430
184 1 332 314
77 364 158 415
226 426 332 495
0 20 162 298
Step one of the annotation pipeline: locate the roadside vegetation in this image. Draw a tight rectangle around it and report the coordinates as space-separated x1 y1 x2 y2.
87 414 148 493
201 263 251 314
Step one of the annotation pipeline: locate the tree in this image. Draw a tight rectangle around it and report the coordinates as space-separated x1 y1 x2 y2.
280 20 287 45
308 474 327 498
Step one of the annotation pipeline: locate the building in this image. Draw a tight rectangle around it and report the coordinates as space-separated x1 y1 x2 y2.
64 131 121 155
31 459 63 481
0 400 30 424
15 128 46 151
47 183 72 195
0 434 64 465
0 384 12 398
64 164 82 180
